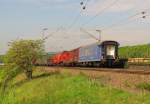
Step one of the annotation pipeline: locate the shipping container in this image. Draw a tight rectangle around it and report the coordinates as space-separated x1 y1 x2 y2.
60 49 78 64
51 53 62 64
60 51 72 64
70 48 79 63
79 43 102 62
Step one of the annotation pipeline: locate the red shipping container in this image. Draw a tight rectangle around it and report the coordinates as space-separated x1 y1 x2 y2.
52 53 62 64
60 51 72 64
64 48 79 64
51 48 79 65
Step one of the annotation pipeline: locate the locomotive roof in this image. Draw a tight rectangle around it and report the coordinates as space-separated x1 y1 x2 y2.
101 40 119 45
80 40 119 48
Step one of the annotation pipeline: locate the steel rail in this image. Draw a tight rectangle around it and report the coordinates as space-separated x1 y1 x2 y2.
40 66 150 75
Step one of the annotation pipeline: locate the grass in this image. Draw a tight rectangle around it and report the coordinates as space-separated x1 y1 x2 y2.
0 69 150 104
136 82 150 91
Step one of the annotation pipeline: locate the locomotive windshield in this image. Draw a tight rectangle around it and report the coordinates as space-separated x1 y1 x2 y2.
101 41 119 59
106 45 116 59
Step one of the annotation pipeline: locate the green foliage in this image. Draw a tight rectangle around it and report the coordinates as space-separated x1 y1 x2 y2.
1 39 44 92
5 39 44 78
0 67 5 83
124 80 131 88
136 82 150 91
0 71 150 104
0 55 4 63
119 44 150 58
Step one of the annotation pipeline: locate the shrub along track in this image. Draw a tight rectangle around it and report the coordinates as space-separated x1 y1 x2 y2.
37 66 150 94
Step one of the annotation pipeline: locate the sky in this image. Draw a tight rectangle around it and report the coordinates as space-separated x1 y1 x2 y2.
0 0 150 54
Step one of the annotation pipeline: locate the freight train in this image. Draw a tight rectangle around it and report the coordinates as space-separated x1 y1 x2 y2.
35 40 128 68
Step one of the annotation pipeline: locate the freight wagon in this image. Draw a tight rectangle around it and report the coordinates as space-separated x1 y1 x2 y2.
67 48 79 66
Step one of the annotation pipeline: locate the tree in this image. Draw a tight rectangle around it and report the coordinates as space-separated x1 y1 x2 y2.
1 39 44 91
6 39 44 79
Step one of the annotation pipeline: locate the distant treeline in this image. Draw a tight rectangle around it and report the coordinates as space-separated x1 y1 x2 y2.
119 44 150 58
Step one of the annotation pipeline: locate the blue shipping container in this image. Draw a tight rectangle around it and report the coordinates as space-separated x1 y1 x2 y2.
79 43 102 62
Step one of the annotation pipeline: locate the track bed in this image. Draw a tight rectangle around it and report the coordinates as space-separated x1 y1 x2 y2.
38 66 150 93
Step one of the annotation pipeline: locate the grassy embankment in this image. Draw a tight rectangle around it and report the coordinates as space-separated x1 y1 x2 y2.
0 67 150 104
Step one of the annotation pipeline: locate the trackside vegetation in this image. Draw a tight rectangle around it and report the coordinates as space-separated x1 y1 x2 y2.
136 82 150 91
0 69 150 104
119 44 150 58
0 55 4 63
1 39 44 92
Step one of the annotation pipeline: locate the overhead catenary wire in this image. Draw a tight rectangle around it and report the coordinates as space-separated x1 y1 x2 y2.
43 27 61 41
97 7 150 31
43 1 89 41
142 13 150 18
43 2 150 51
67 0 90 30
79 2 149 43
79 0 124 42
81 0 90 10
67 10 83 30
59 0 91 40
84 11 148 31
80 11 149 42
81 0 120 26
100 11 146 31
80 28 100 41
139 14 150 22
42 5 84 49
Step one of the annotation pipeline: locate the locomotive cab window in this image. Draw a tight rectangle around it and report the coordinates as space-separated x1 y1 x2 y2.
106 45 116 59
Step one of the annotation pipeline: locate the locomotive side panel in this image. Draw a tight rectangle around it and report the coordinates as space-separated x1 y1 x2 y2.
79 44 102 62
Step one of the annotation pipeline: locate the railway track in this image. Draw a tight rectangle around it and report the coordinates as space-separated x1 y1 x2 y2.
63 67 150 75
41 65 150 75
